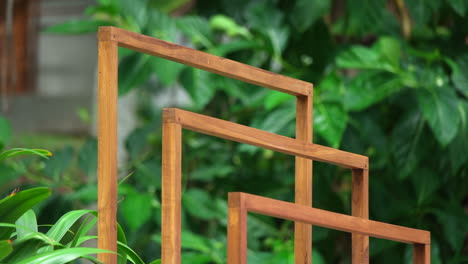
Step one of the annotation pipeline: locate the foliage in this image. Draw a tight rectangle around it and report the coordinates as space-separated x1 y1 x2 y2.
0 187 161 264
8 0 467 263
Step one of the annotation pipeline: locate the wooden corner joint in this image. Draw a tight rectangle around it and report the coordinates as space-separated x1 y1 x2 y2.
98 26 119 42
163 108 181 124
228 192 244 209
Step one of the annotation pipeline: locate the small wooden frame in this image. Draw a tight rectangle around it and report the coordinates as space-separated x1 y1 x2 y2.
227 192 430 264
97 26 369 263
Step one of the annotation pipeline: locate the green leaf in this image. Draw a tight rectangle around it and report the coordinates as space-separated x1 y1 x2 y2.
264 91 294 110
149 260 161 264
337 40 400 73
0 148 52 162
411 168 440 205
69 214 97 248
15 247 112 264
448 102 468 172
15 210 38 239
177 16 214 48
151 58 185 86
290 0 331 32
120 190 153 231
449 55 468 96
45 210 92 245
43 146 74 182
314 102 348 148
209 15 251 38
374 36 401 70
78 138 97 177
180 68 216 109
45 20 114 34
0 117 11 150
118 54 152 95
0 188 51 240
404 0 442 26
344 71 402 111
116 241 144 264
447 0 467 16
417 86 460 146
2 233 53 263
0 240 13 260
182 189 218 220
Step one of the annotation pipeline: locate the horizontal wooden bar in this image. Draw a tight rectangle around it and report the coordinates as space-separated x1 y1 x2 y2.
98 26 312 96
163 108 368 169
229 192 430 245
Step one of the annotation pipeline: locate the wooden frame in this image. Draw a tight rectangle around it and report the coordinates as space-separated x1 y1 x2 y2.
97 26 370 263
227 192 431 264
162 107 368 264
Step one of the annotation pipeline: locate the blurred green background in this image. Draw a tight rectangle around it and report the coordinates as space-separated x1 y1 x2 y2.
1 0 467 263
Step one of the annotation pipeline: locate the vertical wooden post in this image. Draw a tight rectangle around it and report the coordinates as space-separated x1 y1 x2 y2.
413 244 430 264
227 193 247 264
97 28 118 264
295 94 313 264
351 168 369 264
162 120 182 264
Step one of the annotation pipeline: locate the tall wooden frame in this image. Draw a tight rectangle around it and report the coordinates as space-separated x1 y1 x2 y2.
227 192 430 264
97 26 370 263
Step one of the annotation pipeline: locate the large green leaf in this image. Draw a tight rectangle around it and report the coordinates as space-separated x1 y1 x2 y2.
15 210 38 239
43 210 92 249
447 0 468 16
449 55 468 96
180 68 216 110
336 37 401 73
120 190 153 231
78 138 97 178
448 102 468 172
182 189 218 220
344 71 402 111
314 102 348 148
0 188 51 240
118 54 153 95
0 240 12 260
417 86 460 146
290 0 331 32
15 247 112 264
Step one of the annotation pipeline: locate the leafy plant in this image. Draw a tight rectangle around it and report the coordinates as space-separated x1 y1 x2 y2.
26 0 468 263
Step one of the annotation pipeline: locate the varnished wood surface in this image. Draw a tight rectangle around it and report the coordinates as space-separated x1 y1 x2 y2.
97 37 118 263
163 108 368 169
227 193 247 264
230 192 430 245
414 244 431 264
162 122 182 264
98 26 312 96
294 96 313 264
352 168 369 263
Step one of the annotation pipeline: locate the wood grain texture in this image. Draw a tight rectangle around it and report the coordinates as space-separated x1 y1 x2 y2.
230 192 430 245
98 26 311 96
227 193 247 264
294 95 313 264
97 30 118 264
352 168 369 264
162 122 182 264
163 108 367 169
414 244 431 264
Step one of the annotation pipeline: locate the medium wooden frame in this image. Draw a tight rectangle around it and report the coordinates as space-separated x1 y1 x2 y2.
97 26 369 263
227 192 430 264
162 107 368 263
